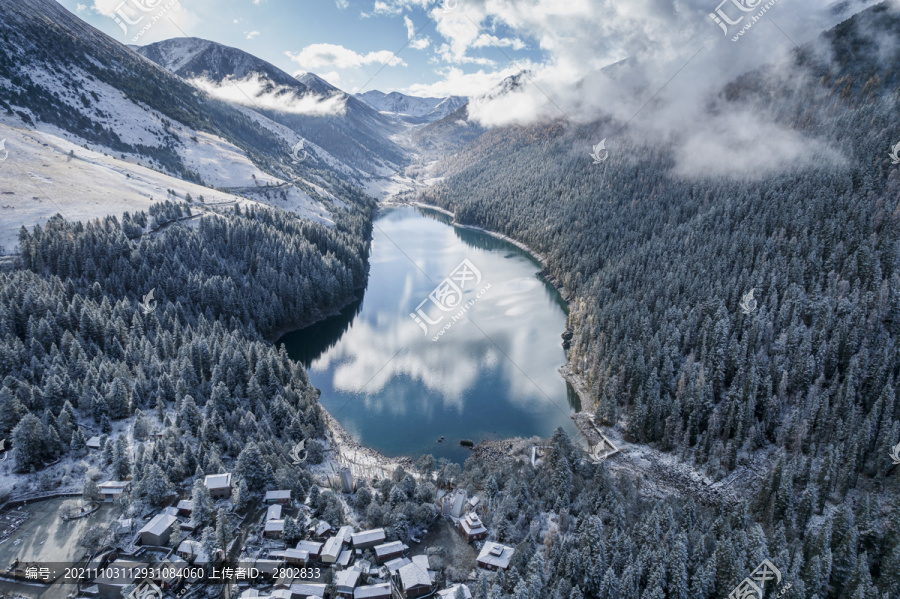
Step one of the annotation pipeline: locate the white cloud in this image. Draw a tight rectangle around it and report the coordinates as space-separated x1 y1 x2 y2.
285 43 407 69
320 71 342 86
76 3 87 12
410 37 431 50
189 74 347 116
402 64 523 98
404 15 431 49
245 30 260 40
92 0 198 44
335 0 349 7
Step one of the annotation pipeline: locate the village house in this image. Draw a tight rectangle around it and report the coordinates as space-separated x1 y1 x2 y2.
94 560 146 599
383 557 411 573
311 520 335 540
139 512 178 546
266 504 283 521
177 539 205 563
283 548 310 565
396 561 432 598
351 528 386 550
336 548 353 568
204 473 232 499
155 556 190 590
353 583 392 599
476 542 514 572
335 567 362 598
285 582 326 599
373 540 406 564
86 436 102 450
438 584 472 599
264 519 285 539
255 559 283 579
445 489 467 519
295 540 323 561
265 490 291 504
176 499 194 517
97 481 130 502
459 512 488 542
320 535 344 563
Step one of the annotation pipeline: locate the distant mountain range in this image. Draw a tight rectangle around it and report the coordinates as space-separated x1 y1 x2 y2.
355 90 467 124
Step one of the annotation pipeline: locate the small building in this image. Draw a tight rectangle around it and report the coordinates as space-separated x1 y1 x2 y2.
97 481 130 502
383 557 410 573
449 489 467 519
286 582 327 598
204 473 232 499
312 520 335 540
336 549 353 568
266 504 283 521
265 490 291 504
139 513 178 546
335 567 361 598
176 499 194 517
264 519 285 539
374 541 406 564
352 528 386 550
336 525 354 545
459 512 488 542
476 542 514 572
95 560 145 599
397 562 432 598
296 540 323 560
284 548 310 565
438 585 472 599
177 539 205 563
155 556 190 589
354 583 392 599
255 559 283 579
321 535 343 563
86 436 102 450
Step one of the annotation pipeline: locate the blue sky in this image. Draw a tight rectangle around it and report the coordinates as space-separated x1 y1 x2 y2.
58 0 548 97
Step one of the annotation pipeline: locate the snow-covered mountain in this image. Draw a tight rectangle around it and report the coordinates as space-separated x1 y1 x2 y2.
356 90 467 123
0 0 375 250
136 39 409 176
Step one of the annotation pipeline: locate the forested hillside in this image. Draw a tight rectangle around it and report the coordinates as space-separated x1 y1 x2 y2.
0 197 370 510
413 3 900 597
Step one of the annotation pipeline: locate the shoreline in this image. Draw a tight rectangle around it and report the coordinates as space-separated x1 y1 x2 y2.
265 287 362 343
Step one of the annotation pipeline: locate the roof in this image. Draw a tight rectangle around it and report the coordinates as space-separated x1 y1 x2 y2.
204 473 232 490
255 559 282 575
284 549 309 560
86 436 101 448
265 519 285 532
177 500 194 510
354 583 392 599
411 555 429 571
374 541 405 557
384 557 410 572
265 490 291 500
139 513 178 537
98 481 129 491
335 568 361 589
336 525 353 543
460 513 487 536
314 520 334 536
296 540 323 554
266 504 282 520
178 540 202 555
352 528 386 545
337 549 353 567
476 543 514 569
438 585 472 599
398 563 431 590
322 536 343 558
288 583 326 598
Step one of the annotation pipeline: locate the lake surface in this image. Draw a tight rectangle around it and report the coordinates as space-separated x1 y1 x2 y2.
279 205 581 462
